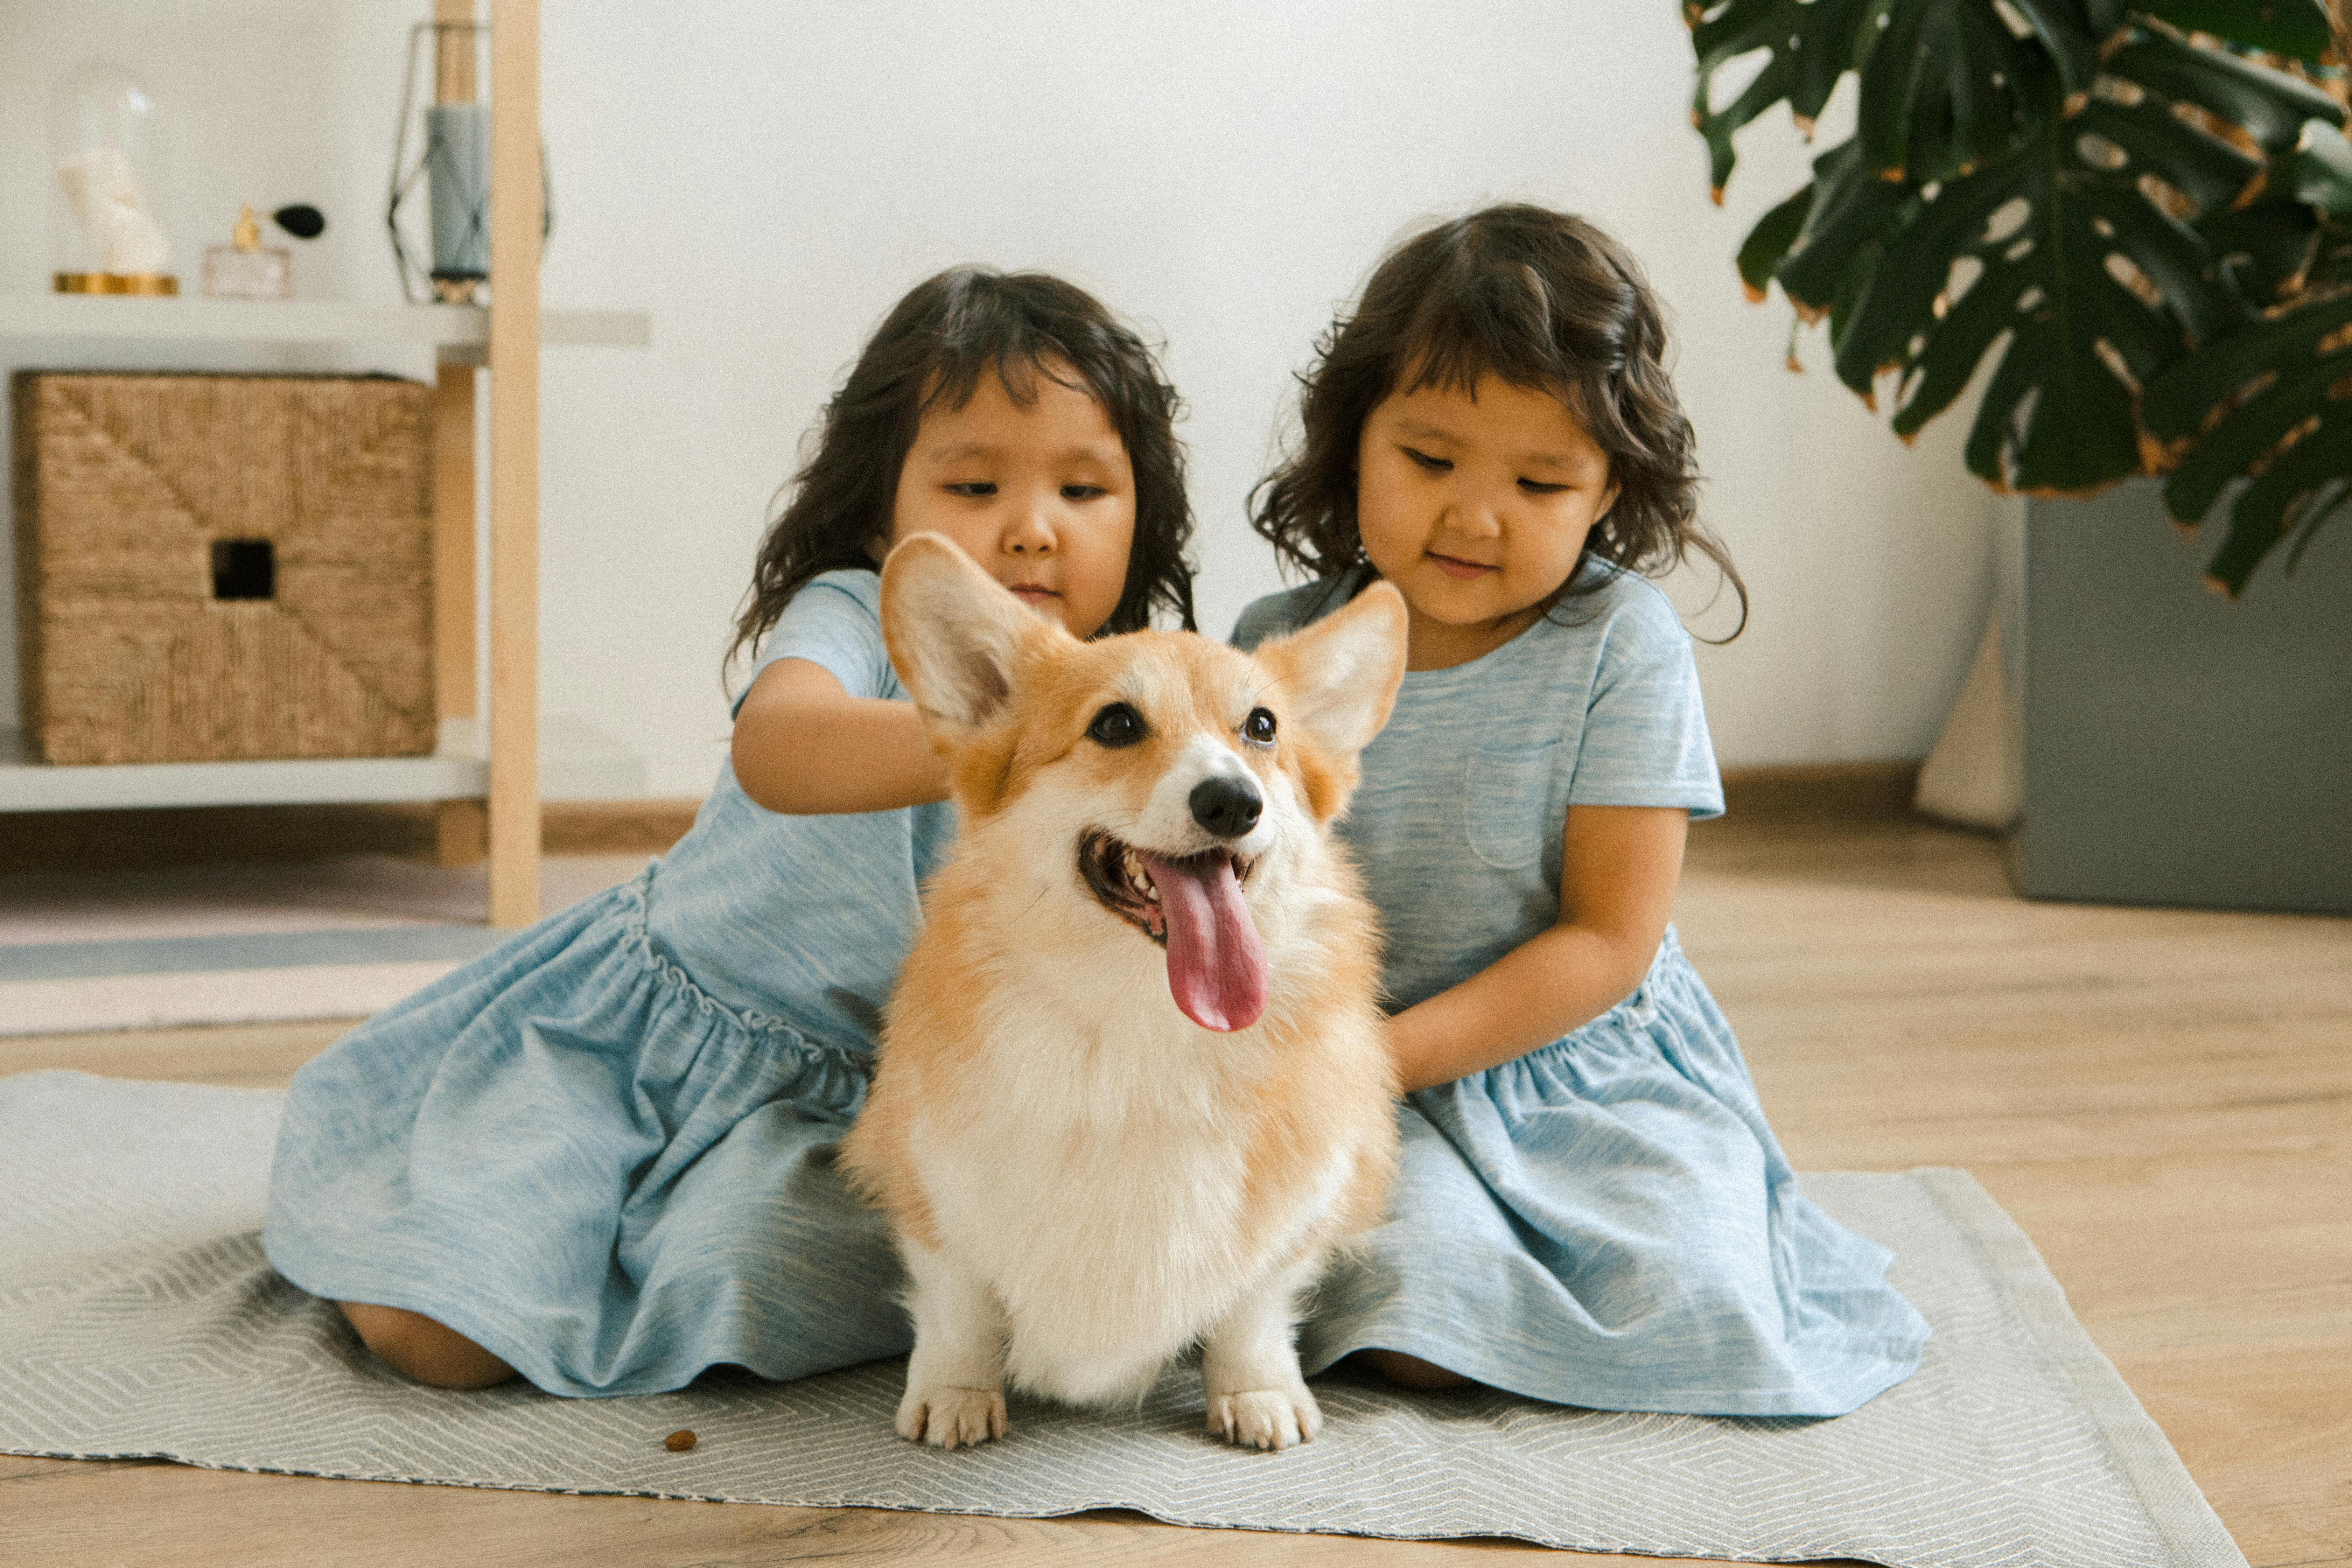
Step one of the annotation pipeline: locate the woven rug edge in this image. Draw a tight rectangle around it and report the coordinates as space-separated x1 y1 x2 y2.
1909 1167 2247 1568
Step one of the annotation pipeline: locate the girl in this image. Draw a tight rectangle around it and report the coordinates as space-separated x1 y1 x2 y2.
1235 205 1929 1417
264 267 1196 1396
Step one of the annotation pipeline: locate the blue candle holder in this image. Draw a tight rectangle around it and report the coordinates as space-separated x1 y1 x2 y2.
386 20 548 306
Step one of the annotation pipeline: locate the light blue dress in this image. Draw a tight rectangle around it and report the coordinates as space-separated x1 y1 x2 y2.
263 570 934 1396
1234 568 1930 1417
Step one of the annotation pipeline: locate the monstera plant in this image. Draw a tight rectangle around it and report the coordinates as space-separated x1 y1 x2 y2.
1691 0 2352 596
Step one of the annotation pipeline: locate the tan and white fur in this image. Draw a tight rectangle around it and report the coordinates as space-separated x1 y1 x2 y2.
840 534 1409 1452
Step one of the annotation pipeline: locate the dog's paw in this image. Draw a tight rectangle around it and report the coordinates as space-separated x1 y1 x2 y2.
896 1385 1008 1450
1207 1387 1322 1451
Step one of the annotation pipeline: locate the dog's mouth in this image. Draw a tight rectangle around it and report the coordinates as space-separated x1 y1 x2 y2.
1077 831 1267 1033
1078 831 1256 948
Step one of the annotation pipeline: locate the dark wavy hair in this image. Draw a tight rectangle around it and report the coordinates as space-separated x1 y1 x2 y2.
1251 204 1745 637
728 267 1196 677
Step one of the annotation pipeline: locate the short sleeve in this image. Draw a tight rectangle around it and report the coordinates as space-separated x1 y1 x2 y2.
734 569 895 715
1230 593 1298 653
1230 576 1359 653
1569 582 1725 820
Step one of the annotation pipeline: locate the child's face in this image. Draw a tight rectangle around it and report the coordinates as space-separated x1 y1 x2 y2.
1355 375 1619 661
887 359 1137 639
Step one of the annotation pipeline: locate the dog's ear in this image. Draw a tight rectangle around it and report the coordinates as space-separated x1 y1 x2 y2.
880 533 1059 741
1252 581 1408 760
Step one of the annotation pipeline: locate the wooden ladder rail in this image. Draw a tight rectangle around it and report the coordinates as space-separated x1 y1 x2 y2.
486 0 541 927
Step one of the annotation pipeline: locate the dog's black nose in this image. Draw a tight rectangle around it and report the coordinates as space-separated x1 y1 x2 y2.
1190 775 1262 840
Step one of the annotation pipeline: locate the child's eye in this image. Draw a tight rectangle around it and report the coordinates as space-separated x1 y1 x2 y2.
1519 479 1568 495
1402 447 1451 472
945 482 996 498
1062 484 1106 500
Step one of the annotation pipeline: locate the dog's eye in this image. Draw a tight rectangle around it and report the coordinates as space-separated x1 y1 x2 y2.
1244 708 1277 745
1087 703 1146 747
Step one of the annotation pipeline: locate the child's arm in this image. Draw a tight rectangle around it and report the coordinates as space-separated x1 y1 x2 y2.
1385 805 1686 1093
730 657 950 814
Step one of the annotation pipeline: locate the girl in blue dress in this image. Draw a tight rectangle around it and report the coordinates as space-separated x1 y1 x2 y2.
262 267 1198 1395
1233 205 1930 1417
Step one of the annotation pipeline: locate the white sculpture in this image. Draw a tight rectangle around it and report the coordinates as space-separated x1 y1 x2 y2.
57 144 172 276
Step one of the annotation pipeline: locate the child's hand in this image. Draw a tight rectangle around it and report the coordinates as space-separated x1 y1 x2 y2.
1386 805 1686 1092
732 658 950 815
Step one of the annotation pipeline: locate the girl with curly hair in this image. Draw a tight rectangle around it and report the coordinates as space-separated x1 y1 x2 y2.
266 267 1196 1396
1236 205 1928 1417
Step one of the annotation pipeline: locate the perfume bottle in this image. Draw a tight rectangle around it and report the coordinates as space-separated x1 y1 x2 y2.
202 204 290 300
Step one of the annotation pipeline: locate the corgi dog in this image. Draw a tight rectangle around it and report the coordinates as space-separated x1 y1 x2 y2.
839 534 1408 1452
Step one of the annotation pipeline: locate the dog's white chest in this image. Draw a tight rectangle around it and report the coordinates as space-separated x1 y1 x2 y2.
909 1068 1302 1398
924 1104 1243 1280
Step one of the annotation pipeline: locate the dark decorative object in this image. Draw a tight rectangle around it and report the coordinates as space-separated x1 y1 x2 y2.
273 203 327 240
1688 0 2352 596
387 19 549 306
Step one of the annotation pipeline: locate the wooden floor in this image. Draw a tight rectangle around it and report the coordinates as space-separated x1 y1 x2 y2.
3 813 2346 1567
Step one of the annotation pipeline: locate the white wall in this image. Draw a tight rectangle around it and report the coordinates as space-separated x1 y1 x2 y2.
1 0 1998 797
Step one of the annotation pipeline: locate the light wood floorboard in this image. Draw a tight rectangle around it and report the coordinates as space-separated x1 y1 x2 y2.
3 815 2345 1566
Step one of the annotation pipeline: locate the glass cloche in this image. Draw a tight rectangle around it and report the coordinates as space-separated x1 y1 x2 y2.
51 62 177 295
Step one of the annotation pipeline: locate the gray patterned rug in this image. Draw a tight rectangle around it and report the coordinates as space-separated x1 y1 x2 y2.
0 1071 2242 1567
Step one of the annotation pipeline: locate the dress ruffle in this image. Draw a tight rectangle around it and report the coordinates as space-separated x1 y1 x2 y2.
1297 930 1931 1417
262 867 910 1396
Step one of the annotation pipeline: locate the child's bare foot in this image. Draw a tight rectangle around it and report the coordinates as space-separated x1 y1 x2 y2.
337 1302 516 1389
1358 1349 1471 1391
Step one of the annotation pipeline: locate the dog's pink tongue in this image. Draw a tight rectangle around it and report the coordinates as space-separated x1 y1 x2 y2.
1138 852 1267 1032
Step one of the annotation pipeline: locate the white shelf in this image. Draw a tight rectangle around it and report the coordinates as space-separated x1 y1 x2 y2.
0 715 645 813
0 293 648 349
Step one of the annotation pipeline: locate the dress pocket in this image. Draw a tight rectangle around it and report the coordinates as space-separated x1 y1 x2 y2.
1464 741 1561 870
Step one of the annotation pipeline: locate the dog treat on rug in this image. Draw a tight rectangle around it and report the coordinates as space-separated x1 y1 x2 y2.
664 1429 696 1452
843 534 1411 1453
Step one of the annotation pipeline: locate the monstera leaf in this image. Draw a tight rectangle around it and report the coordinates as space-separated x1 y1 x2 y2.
2145 126 2352 594
1690 0 1875 197
1692 0 2352 589
2134 0 2334 58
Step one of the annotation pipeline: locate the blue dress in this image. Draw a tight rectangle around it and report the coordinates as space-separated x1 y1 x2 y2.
1234 568 1930 1417
263 570 938 1396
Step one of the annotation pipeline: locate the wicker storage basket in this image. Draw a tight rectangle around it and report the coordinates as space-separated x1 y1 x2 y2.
11 371 436 764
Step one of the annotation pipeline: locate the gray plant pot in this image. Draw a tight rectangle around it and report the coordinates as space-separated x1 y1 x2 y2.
2015 479 2352 914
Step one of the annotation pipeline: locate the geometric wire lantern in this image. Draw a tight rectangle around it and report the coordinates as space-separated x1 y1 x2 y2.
387 20 550 306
